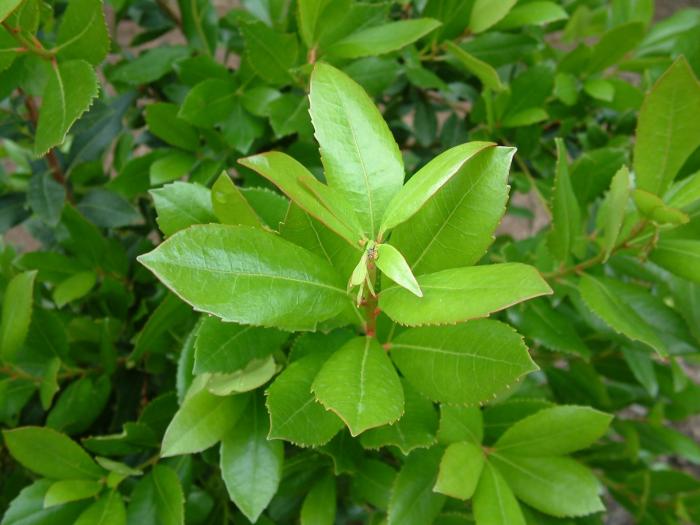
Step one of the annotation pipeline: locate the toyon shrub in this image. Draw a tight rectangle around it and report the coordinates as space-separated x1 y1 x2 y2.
1 1 700 524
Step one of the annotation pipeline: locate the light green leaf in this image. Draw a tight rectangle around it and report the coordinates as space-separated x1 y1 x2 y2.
0 270 36 361
309 62 404 238
299 170 366 237
312 336 404 436
149 151 196 186
151 182 216 237
437 406 483 445
3 480 88 525
470 0 517 33
75 491 126 525
390 147 514 274
381 142 495 234
206 356 277 395
490 454 605 518
665 169 700 210
387 448 445 525
587 22 646 74
494 405 612 456
622 346 658 396
39 357 61 410
161 388 249 457
434 441 484 500
472 461 525 525
44 479 102 507
596 166 630 261
0 0 22 22
326 19 441 59
634 57 700 195
501 107 548 128
211 172 263 228
111 46 189 85
548 138 581 262
297 0 329 47
444 43 505 92
220 396 283 523
241 21 298 86
145 103 199 151
138 224 348 330
2 426 104 479
633 188 689 225
239 151 362 246
496 1 568 29
391 320 537 404
360 380 438 454
579 274 667 355
583 78 615 102
301 474 336 525
53 271 96 307
266 350 344 447
650 239 700 284
56 0 109 66
377 243 422 297
379 263 552 327
178 79 236 127
35 60 99 156
554 72 578 106
126 465 184 525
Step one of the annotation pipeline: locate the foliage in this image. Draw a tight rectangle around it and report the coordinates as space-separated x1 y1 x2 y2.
1 1 700 524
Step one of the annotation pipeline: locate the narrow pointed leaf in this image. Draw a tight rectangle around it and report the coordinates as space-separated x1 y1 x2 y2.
434 441 484 500
44 479 102 507
548 139 581 262
387 448 445 525
377 244 422 297
444 43 505 92
596 166 630 261
301 474 336 525
379 263 552 327
211 172 262 227
472 462 525 525
0 270 36 361
470 0 517 33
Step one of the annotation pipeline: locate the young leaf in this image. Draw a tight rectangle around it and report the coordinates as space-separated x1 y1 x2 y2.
301 474 336 525
650 239 700 284
472 461 525 525
387 448 445 525
126 465 184 525
161 389 249 457
380 142 495 234
312 336 404 436
633 188 689 225
35 60 99 155
0 270 36 361
444 43 505 92
496 1 568 29
211 172 263 228
2 426 104 479
434 441 484 500
220 396 283 523
137 224 349 331
548 138 581 262
490 454 605 518
56 0 109 66
494 405 613 456
44 479 103 507
151 182 217 237
470 0 517 33
74 491 126 525
391 320 538 404
389 147 515 274
325 19 441 59
377 244 422 297
596 166 630 261
634 57 700 195
309 62 404 237
379 263 552 327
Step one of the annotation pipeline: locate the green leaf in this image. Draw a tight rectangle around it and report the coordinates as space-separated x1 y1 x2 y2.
297 0 329 47
496 1 568 29
470 0 517 33
2 480 89 525
53 271 96 307
309 62 404 238
665 169 700 210
380 142 495 234
206 356 277 395
266 349 345 447
389 147 514 274
360 380 438 454
379 263 552 327
145 103 199 151
437 406 483 445
77 189 141 228
111 46 189 85
377 243 422 297
554 72 578 106
387 448 445 525
634 57 700 195
490 454 605 518
351 458 396 510
326 19 441 59
0 0 23 22
391 320 537 404
0 270 36 361
622 346 658 396
2 426 104 479
75 491 126 525
194 317 286 374
312 336 404 436
210 173 263 228
583 78 615 102
151 182 217 237
178 78 236 127
239 152 362 246
35 60 99 156
301 474 336 525
472 461 525 525
241 21 298 86
126 465 184 525
149 151 196 186
587 22 646 74
268 93 313 138
27 171 65 226
579 274 667 355
494 405 612 456
596 166 630 261
444 43 505 92
548 138 581 262
650 239 700 284
44 479 103 507
138 224 348 330
56 0 109 66
161 387 249 457
633 188 689 225
434 441 484 500
220 395 283 523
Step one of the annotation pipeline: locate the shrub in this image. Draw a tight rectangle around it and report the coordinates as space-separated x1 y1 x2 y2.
1 1 700 524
